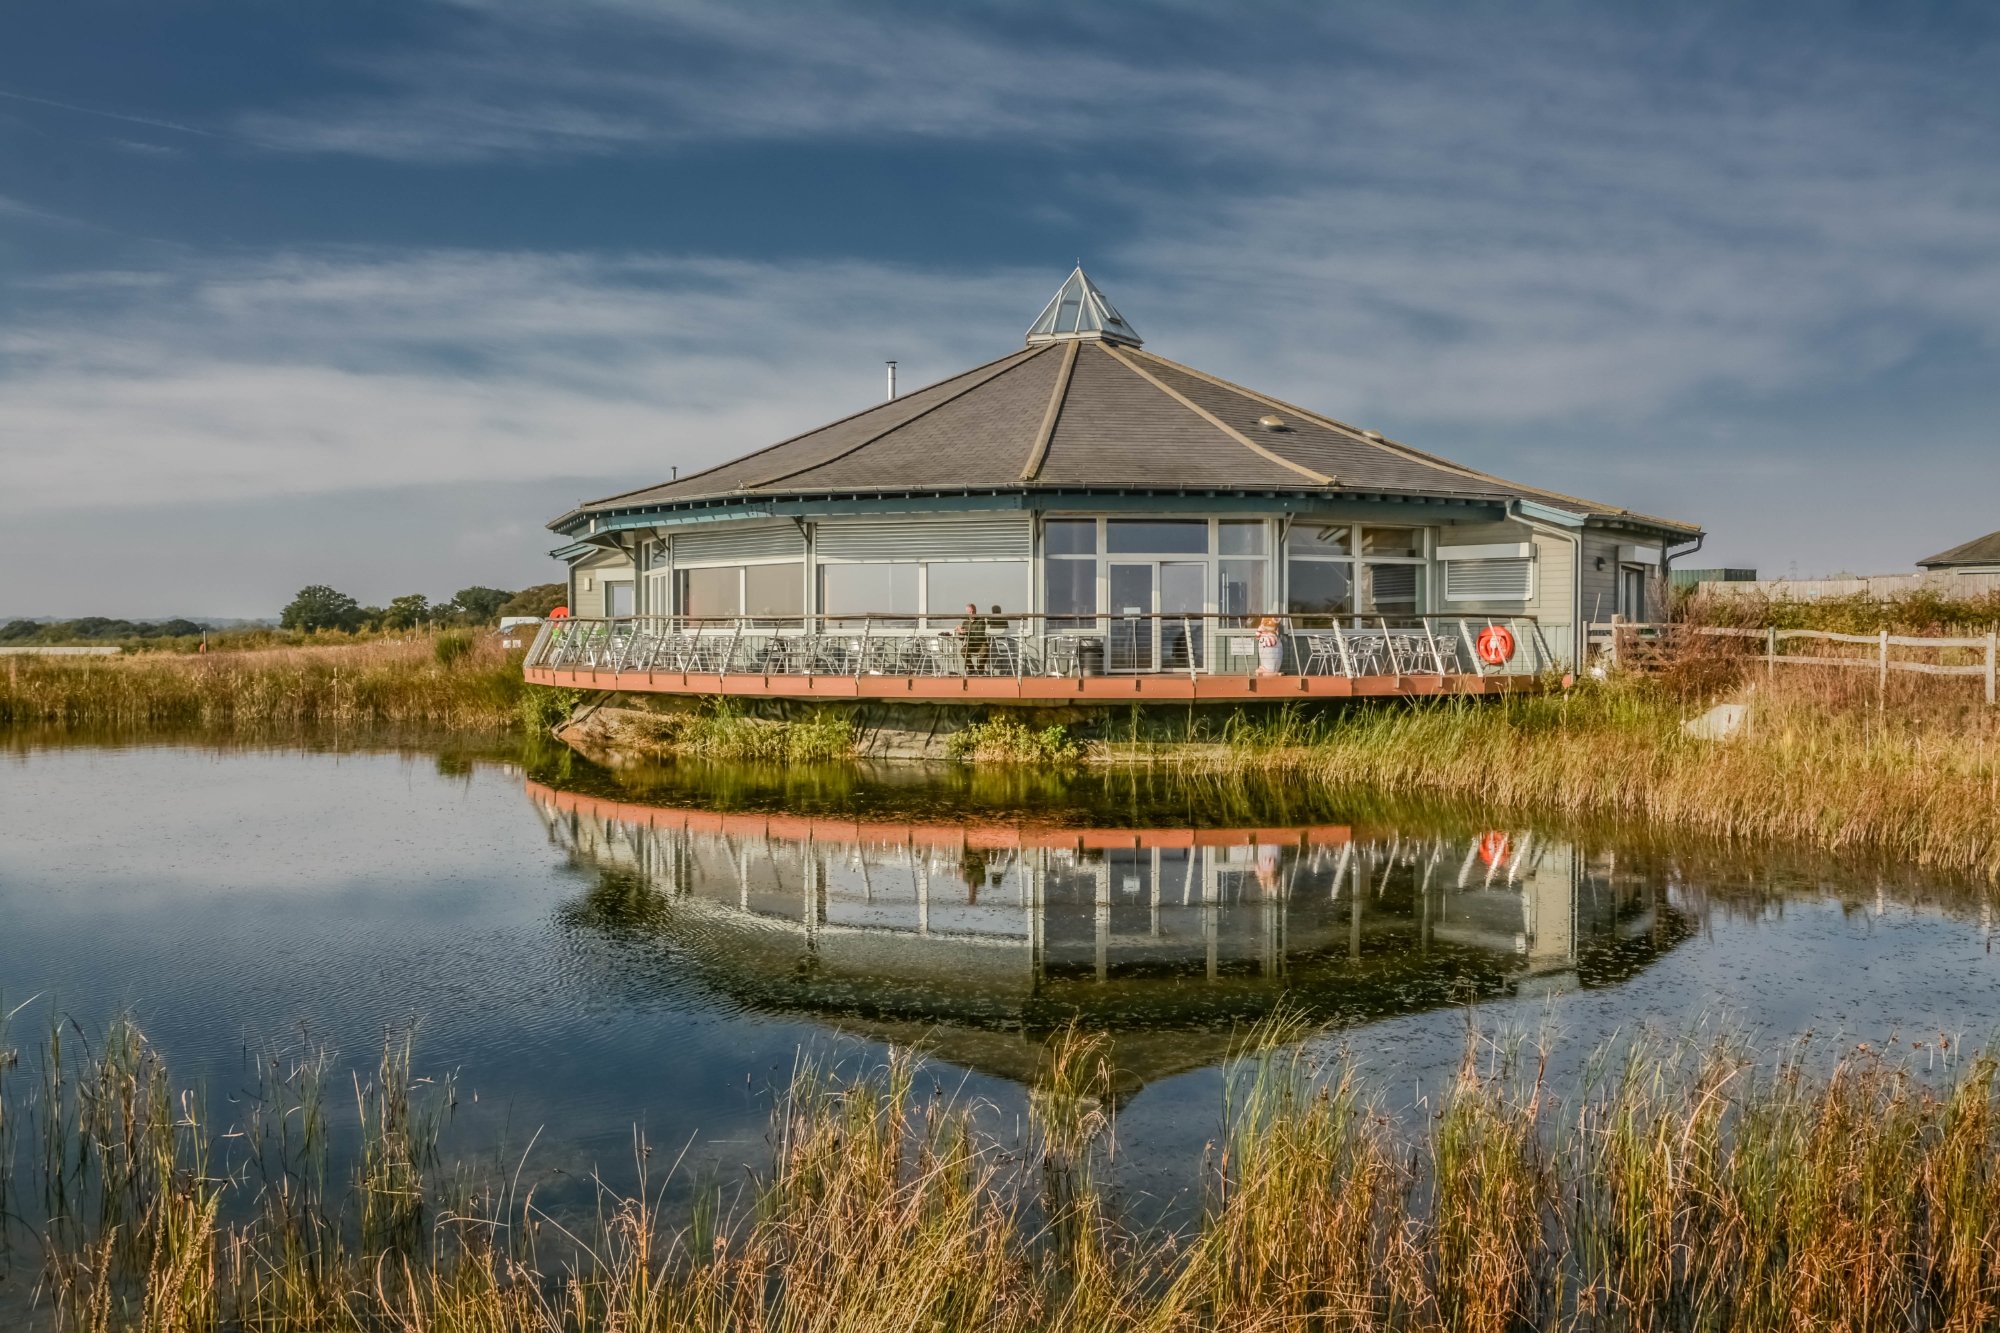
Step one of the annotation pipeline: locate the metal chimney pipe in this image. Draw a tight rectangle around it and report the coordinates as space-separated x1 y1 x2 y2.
885 360 898 400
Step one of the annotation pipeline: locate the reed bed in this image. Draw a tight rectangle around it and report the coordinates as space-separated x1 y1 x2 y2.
0 636 526 731
8 1015 2000 1331
1126 669 2000 877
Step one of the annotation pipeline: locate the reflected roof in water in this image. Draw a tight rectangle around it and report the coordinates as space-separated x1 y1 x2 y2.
530 782 1690 1091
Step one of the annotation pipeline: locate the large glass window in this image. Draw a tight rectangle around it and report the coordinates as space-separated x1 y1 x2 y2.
1044 558 1097 625
1362 563 1425 616
1286 519 1353 621
1107 520 1206 554
1220 558 1266 620
1287 522 1352 556
677 567 741 619
817 563 919 625
1287 560 1353 619
1219 520 1267 555
927 561 1028 626
743 563 804 620
1361 527 1422 559
1044 518 1097 555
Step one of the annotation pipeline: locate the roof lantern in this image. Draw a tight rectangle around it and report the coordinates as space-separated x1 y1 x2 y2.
1025 266 1143 346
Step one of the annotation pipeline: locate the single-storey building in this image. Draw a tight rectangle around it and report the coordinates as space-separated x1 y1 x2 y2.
1919 529 2000 576
536 269 1700 696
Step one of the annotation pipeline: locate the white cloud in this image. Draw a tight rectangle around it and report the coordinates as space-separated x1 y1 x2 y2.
5 2 1998 583
0 253 1036 515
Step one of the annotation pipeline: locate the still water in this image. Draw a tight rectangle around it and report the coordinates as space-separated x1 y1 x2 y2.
4 735 1999 1212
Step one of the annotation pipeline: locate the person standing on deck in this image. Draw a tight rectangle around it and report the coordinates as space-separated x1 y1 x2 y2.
960 602 991 673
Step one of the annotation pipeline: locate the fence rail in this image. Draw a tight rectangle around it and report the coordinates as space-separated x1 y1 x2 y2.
1583 620 2000 703
526 611 1556 684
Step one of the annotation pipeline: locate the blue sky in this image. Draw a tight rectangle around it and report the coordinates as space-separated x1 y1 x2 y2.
2 1 1996 617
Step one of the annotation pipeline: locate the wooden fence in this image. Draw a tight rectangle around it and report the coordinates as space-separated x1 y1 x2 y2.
1583 621 1999 705
1692 572 2000 601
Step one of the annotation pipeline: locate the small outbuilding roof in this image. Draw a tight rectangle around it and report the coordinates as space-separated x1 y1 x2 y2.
556 270 1697 537
1918 528 2000 569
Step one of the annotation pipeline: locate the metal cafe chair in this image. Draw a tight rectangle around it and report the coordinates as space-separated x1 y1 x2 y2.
919 635 961 676
1345 630 1388 676
1041 634 1081 677
988 635 1022 677
1303 634 1341 676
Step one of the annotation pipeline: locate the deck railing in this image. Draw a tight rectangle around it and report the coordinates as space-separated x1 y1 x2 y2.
525 611 1556 681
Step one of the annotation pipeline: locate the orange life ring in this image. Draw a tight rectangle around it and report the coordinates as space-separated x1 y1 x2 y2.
1475 624 1515 666
1477 830 1511 867
549 606 571 619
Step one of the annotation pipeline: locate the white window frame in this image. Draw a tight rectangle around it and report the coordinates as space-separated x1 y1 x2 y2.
1037 515 1278 621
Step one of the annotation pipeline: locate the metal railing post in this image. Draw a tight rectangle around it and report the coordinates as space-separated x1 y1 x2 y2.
1379 617 1401 675
1422 618 1446 675
857 617 870 678
1528 619 1555 674
1988 629 1997 706
1331 620 1355 677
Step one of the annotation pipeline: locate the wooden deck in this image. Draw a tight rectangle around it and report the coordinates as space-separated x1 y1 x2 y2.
526 781 1356 851
524 665 1540 702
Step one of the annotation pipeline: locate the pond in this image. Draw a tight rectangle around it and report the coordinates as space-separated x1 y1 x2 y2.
3 732 1998 1304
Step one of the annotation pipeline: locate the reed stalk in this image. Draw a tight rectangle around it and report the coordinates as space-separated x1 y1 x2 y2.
10 1015 2000 1330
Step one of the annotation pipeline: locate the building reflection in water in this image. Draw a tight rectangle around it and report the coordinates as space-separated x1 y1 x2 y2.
529 782 1687 1089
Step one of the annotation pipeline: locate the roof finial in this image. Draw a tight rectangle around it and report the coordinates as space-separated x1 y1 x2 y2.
1026 267 1142 347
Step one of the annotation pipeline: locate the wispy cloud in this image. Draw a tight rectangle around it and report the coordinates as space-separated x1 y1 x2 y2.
0 252 1034 515
6 1 1998 586
0 85 219 139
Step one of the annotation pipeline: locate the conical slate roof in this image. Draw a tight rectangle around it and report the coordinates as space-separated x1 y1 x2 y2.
562 272 1696 533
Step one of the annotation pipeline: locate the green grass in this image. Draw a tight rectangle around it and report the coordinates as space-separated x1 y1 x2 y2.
12 1017 2000 1330
945 718 1086 764
623 702 859 762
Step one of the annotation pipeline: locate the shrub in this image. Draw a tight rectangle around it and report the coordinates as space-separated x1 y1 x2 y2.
433 629 474 668
945 718 1086 764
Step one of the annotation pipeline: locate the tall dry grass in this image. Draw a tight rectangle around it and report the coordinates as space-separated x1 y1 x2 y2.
1126 668 2000 877
9 1016 2000 1331
0 636 525 731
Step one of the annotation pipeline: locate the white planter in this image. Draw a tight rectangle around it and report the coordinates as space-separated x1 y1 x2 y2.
1257 642 1284 675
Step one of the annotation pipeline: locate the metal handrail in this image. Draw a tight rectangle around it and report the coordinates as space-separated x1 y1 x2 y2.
526 611 1559 681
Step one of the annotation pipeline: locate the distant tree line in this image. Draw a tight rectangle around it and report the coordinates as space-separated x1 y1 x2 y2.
5 583 568 647
0 616 209 645
279 583 565 633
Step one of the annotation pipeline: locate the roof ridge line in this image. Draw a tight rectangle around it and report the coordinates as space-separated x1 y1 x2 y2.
1128 347 1698 531
1019 340 1080 481
746 343 1057 491
1100 344 1334 487
576 344 1045 511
